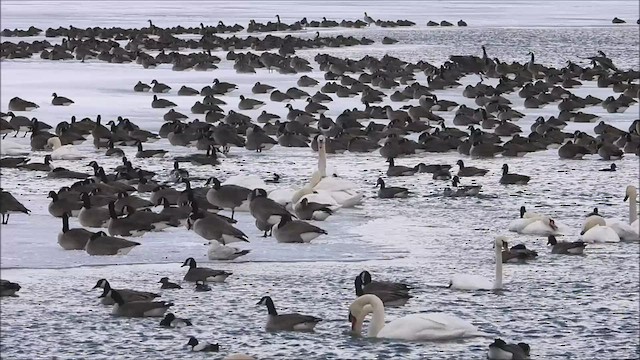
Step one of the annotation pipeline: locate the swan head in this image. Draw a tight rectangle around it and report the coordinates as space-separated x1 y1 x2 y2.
494 235 508 248
317 134 326 151
348 295 378 333
625 185 637 201
46 136 62 150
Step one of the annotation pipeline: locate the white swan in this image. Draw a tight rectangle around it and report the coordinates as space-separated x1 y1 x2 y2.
47 137 86 160
449 236 504 291
291 135 363 208
349 294 483 341
608 185 639 241
581 224 620 243
507 207 564 235
207 241 250 260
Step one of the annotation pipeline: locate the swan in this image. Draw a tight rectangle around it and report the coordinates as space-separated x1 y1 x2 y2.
507 206 564 235
292 135 363 208
606 185 640 241
581 215 620 243
627 185 639 232
449 236 504 291
349 294 483 341
46 137 86 160
207 241 250 260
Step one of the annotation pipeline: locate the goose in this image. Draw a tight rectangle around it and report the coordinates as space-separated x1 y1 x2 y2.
293 198 333 220
195 280 212 292
208 241 250 260
113 192 153 212
375 178 410 198
151 79 171 93
93 278 160 305
187 337 218 352
487 338 531 360
109 289 173 318
252 81 276 94
84 231 141 255
354 272 412 307
0 279 21 297
17 155 53 171
48 167 91 179
151 95 177 108
500 164 530 185
272 214 327 243
133 81 151 92
46 137 85 160
238 95 265 110
456 160 488 177
107 202 151 237
0 156 27 167
444 176 481 197
160 313 192 327
205 177 251 219
547 235 586 255
58 212 92 250
187 211 248 244
169 161 189 182
51 93 74 106
135 141 167 158
159 277 182 289
105 141 125 157
0 188 31 224
257 296 322 332
249 188 292 228
386 158 417 177
501 242 538 263
449 236 504 290
349 294 482 340
181 257 232 282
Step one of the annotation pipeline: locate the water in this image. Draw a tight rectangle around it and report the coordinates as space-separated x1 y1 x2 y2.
1 1 639 359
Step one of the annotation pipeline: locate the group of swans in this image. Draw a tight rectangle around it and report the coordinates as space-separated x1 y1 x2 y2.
580 185 638 243
508 206 565 236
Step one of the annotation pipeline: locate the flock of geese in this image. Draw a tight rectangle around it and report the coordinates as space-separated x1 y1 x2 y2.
1 11 639 359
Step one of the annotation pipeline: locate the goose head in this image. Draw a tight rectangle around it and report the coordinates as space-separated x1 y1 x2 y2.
375 177 385 188
92 278 110 290
547 235 558 245
181 257 197 268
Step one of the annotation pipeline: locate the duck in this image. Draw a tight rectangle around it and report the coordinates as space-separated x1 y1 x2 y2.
487 338 531 360
0 279 21 297
272 214 327 243
159 277 182 289
599 163 617 171
109 289 173 317
0 188 31 224
160 313 192 327
186 337 218 352
349 294 482 340
93 278 160 305
449 236 505 290
207 241 250 260
58 212 92 250
84 231 141 255
257 295 322 332
375 177 410 198
499 164 530 185
181 257 232 282
547 235 587 255
46 137 85 160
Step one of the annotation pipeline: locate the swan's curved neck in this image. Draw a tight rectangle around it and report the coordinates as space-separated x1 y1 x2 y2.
317 142 327 178
367 302 385 337
494 242 503 290
629 191 638 224
353 295 385 337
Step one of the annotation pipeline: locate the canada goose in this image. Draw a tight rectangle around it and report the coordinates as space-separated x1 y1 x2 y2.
8 96 39 111
105 140 125 157
93 278 160 305
169 160 189 182
114 192 153 212
177 85 199 96
51 92 74 106
293 198 333 220
135 141 166 158
375 177 410 198
0 279 21 297
0 188 31 224
597 142 623 160
272 214 327 243
195 280 212 292
151 95 177 108
500 164 530 185
159 277 182 289
151 79 171 93
547 235 587 255
487 338 531 360
456 160 488 177
160 313 192 327
252 81 276 94
0 156 27 167
106 201 151 236
600 163 617 172
297 75 319 87
558 140 590 159
249 188 292 227
257 296 322 331
187 211 248 244
386 158 417 177
84 231 140 256
444 176 482 197
133 81 151 92
238 95 265 110
501 242 538 263
181 257 232 282
354 271 412 307
109 289 172 317
58 212 92 250
187 337 218 352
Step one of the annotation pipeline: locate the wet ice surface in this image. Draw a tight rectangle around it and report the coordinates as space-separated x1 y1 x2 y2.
1 1 639 359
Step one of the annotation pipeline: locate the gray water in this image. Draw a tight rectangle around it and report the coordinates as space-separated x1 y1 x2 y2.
1 1 639 359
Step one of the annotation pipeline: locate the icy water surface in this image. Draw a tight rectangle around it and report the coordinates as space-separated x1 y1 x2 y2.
1 1 639 359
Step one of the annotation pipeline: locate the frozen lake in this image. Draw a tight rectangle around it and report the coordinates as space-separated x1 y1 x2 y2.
1 1 639 359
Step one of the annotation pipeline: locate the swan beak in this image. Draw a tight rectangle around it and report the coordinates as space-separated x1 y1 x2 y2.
624 194 629 201
348 313 356 331
549 220 558 231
